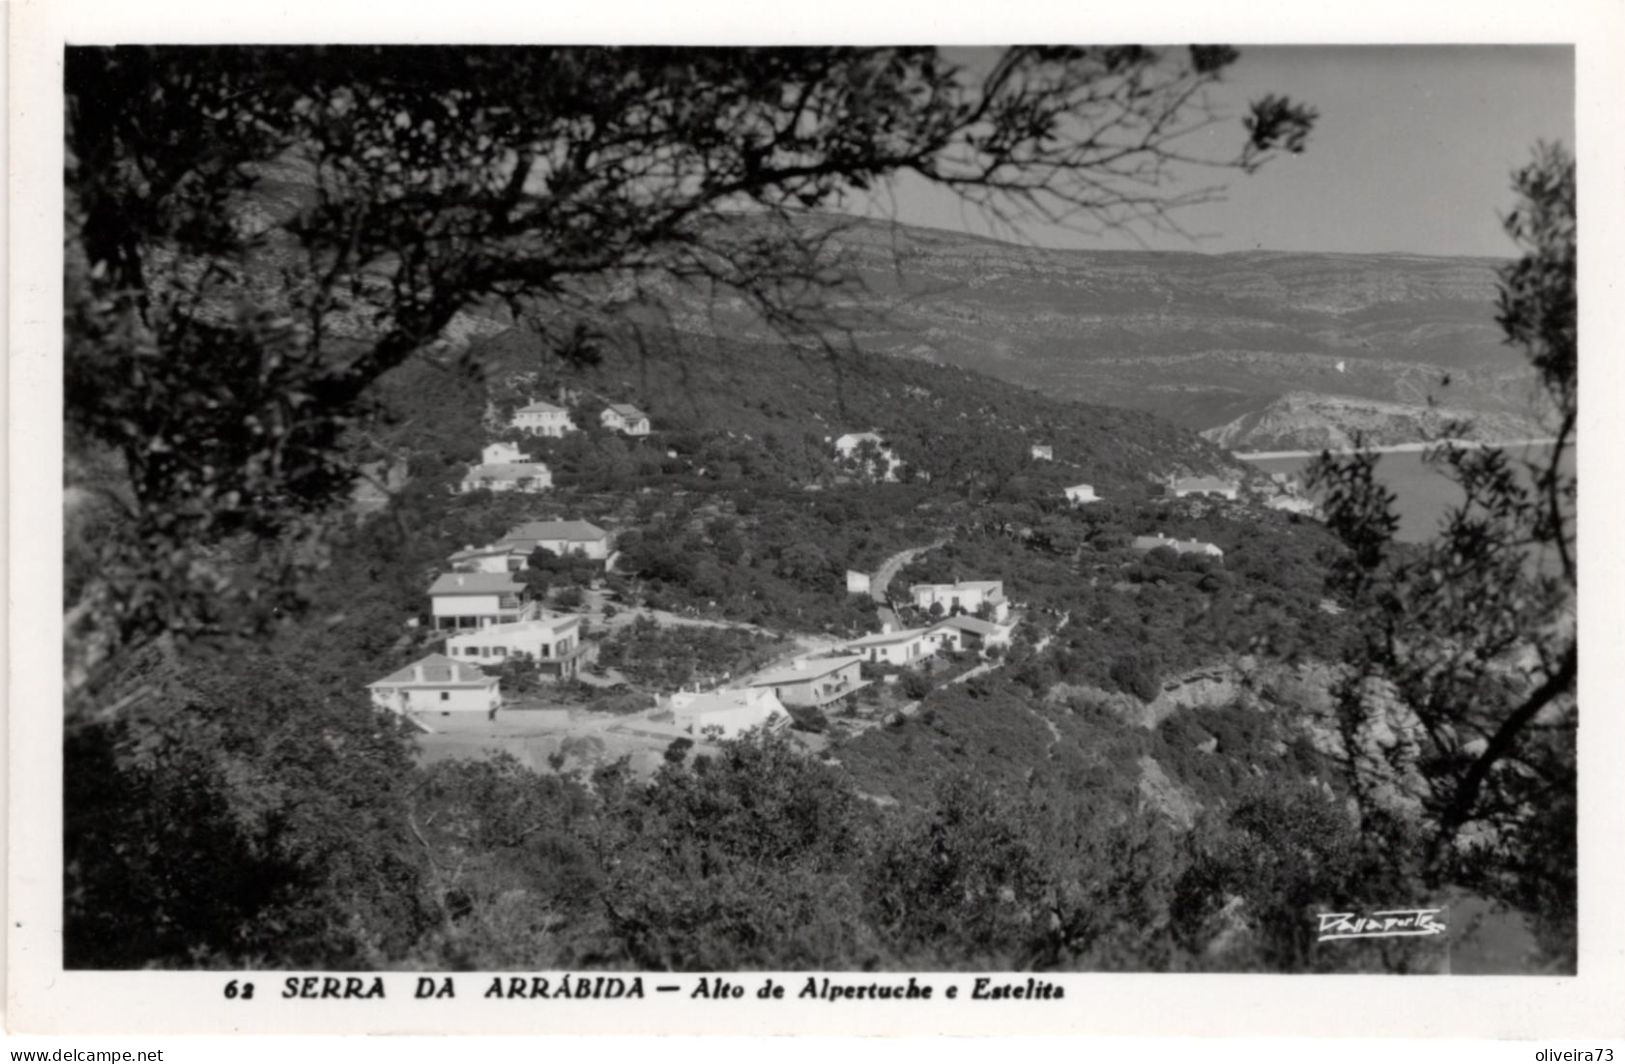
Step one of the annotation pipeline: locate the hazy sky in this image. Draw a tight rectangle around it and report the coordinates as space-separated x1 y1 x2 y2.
851 46 1573 259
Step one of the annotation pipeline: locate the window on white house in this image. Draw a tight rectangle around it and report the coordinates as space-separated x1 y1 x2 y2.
440 692 449 701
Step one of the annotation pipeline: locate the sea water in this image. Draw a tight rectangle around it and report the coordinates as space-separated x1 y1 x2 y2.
1242 441 1571 546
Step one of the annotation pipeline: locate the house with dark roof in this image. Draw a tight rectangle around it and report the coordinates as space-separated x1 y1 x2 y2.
601 402 651 436
428 571 536 629
510 399 577 437
368 653 501 720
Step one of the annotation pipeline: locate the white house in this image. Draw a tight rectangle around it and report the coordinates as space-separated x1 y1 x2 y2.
428 571 536 630
457 460 552 495
1063 483 1101 505
1267 495 1319 516
1170 476 1240 501
448 519 612 573
909 580 1010 622
368 653 501 719
748 655 865 708
448 542 530 573
841 627 932 667
845 570 872 595
510 399 577 437
930 614 1015 654
482 441 527 464
601 403 651 436
665 687 789 739
833 431 903 482
1031 444 1054 461
1131 533 1224 559
446 614 584 679
503 519 612 561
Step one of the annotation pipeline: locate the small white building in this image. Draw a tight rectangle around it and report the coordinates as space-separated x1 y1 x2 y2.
748 655 865 707
1267 495 1319 516
666 687 789 739
510 399 577 437
842 627 932 667
1063 483 1101 505
833 431 904 482
1170 476 1240 501
428 571 536 630
909 580 1010 622
458 461 553 495
1031 444 1054 461
482 441 527 464
601 403 651 436
845 569 872 595
368 653 501 719
446 615 584 679
929 614 1016 654
1131 533 1224 559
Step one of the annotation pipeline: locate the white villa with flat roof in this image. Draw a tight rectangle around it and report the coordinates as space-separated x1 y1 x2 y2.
428 571 536 629
446 614 584 678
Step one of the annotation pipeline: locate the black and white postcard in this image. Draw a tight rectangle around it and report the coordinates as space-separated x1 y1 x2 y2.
8 0 1625 1044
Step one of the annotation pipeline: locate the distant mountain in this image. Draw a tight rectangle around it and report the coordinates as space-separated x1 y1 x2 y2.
751 216 1549 451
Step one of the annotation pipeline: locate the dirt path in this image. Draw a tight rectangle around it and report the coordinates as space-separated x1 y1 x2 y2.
867 538 947 604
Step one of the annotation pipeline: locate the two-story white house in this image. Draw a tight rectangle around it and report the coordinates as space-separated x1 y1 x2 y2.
458 442 553 495
445 614 584 679
368 653 501 720
428 571 536 630
600 403 651 436
909 580 1010 622
510 399 577 437
747 655 865 708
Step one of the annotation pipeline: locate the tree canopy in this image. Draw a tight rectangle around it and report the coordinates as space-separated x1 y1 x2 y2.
1307 143 1577 965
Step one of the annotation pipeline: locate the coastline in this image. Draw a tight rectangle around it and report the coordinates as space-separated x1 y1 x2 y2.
1234 437 1559 462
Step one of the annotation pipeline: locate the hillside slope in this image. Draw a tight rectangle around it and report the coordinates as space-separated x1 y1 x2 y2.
752 216 1545 450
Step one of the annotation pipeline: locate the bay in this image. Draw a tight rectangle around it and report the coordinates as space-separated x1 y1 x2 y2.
1241 441 1571 546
